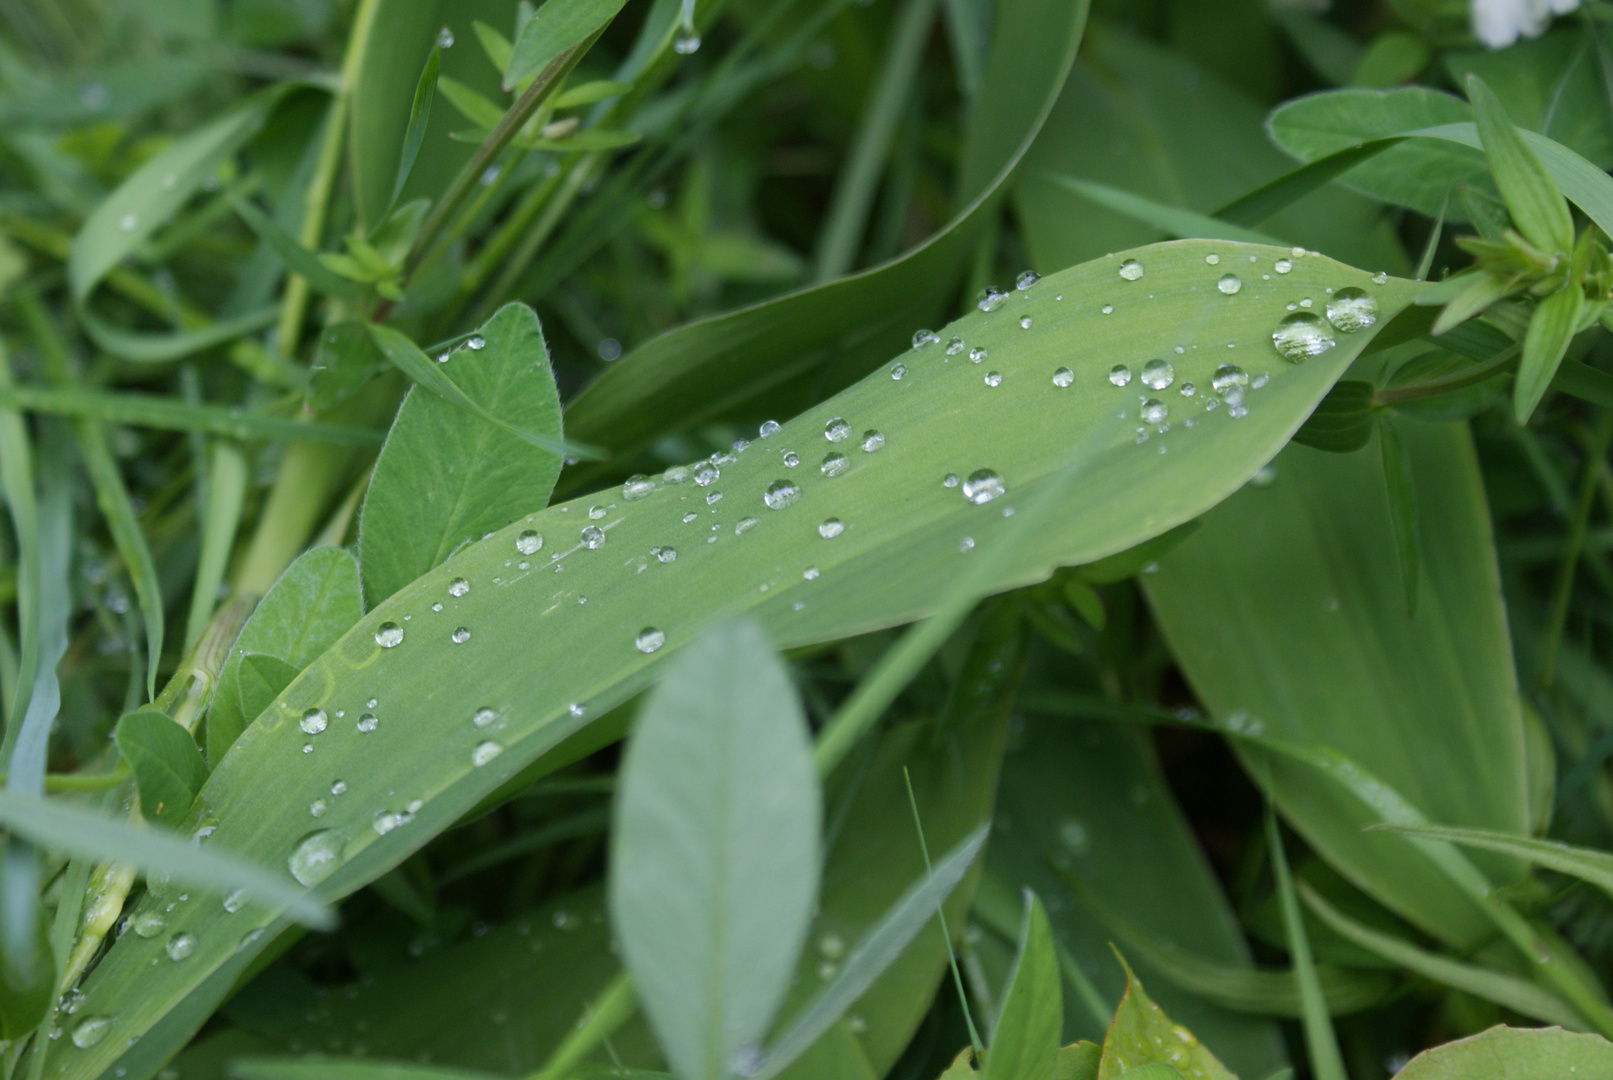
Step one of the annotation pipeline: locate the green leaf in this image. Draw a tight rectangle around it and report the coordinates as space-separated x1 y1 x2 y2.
358 302 563 604
0 383 382 445
1053 1043 1100 1080
185 443 248 652
611 618 821 1080
389 46 440 214
115 711 210 826
366 318 581 460
1350 30 1428 88
504 0 628 92
550 79 632 108
1552 358 1613 409
472 20 512 75
1291 380 1374 452
43 243 1416 1080
435 74 506 131
1515 285 1585 423
1377 415 1421 616
0 852 53 1041
0 790 331 928
506 128 643 151
984 893 1062 1080
1467 75 1575 255
235 655 299 736
228 195 366 303
1097 961 1235 1080
1393 1026 1613 1079
348 0 445 233
234 1060 501 1080
1266 809 1346 1080
1377 824 1613 904
307 322 389 414
1144 421 1528 951
1039 174 1285 246
207 547 363 766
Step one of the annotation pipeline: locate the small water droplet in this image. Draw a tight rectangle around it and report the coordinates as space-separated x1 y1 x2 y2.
781 450 800 468
1274 258 1293 274
734 517 759 536
1179 382 1196 397
912 329 939 349
945 337 966 356
635 628 666 653
223 889 247 914
673 26 701 53
435 24 454 47
652 545 677 563
1205 253 1220 265
959 536 975 552
890 363 906 380
663 465 690 485
375 622 403 648
803 566 820 580
581 525 606 549
1141 359 1174 390
129 912 165 938
705 490 723 505
165 933 197 961
1212 364 1248 394
72 1017 114 1049
693 462 720 486
962 469 1005 504
1372 271 1389 285
1325 287 1378 332
824 417 850 442
587 504 607 520
331 780 347 796
759 420 781 438
451 627 471 644
622 475 656 501
1118 258 1143 281
1217 273 1242 295
299 708 327 735
472 741 504 767
449 577 470 597
764 479 801 508
357 713 378 733
1018 316 1033 330
977 286 1007 312
968 347 988 364
473 707 497 728
466 335 486 350
1101 304 1113 314
1272 312 1335 361
943 473 959 487
288 831 342 886
983 371 1003 388
1016 270 1040 289
1108 365 1132 387
821 453 849 477
1141 398 1168 424
682 511 699 523
818 518 845 539
1052 367 1074 387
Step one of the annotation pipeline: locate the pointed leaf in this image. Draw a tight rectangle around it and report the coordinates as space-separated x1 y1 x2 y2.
504 0 628 91
235 654 299 734
115 710 209 825
1393 1026 1613 1079
389 46 440 213
1097 962 1235 1080
1291 380 1373 453
984 893 1062 1080
1467 75 1575 254
1379 824 1613 904
228 195 367 303
1515 285 1585 423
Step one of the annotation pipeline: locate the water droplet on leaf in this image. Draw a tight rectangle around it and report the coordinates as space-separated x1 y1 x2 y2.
962 470 1005 504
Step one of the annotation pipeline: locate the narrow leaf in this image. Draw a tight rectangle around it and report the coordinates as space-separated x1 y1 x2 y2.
0 384 382 444
1266 809 1347 1080
435 74 506 131
1378 824 1613 904
183 442 247 652
984 893 1062 1080
235 654 299 734
550 79 632 108
1554 358 1613 408
1045 174 1285 245
228 195 366 303
504 0 627 91
1466 75 1575 253
115 710 210 826
389 46 440 213
1515 286 1584 423
1377 415 1420 616
611 619 821 1080
472 20 513 74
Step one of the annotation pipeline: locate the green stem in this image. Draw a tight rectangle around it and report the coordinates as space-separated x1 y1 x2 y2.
1539 409 1613 688
526 972 638 1080
1372 343 1519 406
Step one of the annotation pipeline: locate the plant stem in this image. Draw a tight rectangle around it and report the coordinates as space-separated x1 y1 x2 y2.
527 972 638 1080
1372 344 1519 406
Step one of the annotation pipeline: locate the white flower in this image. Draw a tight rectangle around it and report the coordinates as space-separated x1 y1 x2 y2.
1472 0 1581 49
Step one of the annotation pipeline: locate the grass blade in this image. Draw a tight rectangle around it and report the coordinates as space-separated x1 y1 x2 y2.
1466 75 1574 254
184 443 248 652
0 384 382 445
389 46 440 213
1046 174 1285 245
1265 807 1347 1080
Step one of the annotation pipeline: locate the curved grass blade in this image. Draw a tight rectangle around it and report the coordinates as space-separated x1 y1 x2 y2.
0 791 330 928
389 47 440 214
1042 174 1285 246
46 242 1418 1080
0 385 381 445
184 444 248 652
226 196 366 304
1265 807 1345 1080
1377 824 1613 903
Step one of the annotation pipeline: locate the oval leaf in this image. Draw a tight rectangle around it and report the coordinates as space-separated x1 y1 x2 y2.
115 711 209 826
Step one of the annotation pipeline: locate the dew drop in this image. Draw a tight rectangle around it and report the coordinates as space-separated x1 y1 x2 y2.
587 504 607 520
1052 367 1074 387
912 329 939 349
1018 316 1033 330
1016 270 1040 289
331 780 347 795
1272 312 1335 361
1118 259 1143 281
946 337 966 356
1211 364 1248 394
1217 273 1243 295
435 24 454 47
451 627 472 644
622 475 656 501
1325 287 1378 332
449 577 470 597
977 286 1007 312
983 371 1003 388
223 890 247 914
664 465 691 485
673 26 700 53
299 708 328 735
1101 304 1113 315
818 518 845 539
472 741 504 767
890 363 906 380
803 566 820 580
72 1017 114 1049
466 335 486 350
581 525 606 549
652 545 677 562
782 451 800 468
821 453 849 478
374 622 404 648
473 707 497 728
1205 253 1220 265
1179 382 1196 397
759 420 781 438
968 347 988 364
959 536 975 552
357 713 378 733
165 933 197 961
1141 399 1168 424
943 473 960 488
288 831 342 886
860 430 885 452
764 480 801 508
129 912 165 939
1108 365 1132 387
682 511 699 523
693 462 720 486
1140 359 1174 390
635 628 666 653
824 417 850 442
962 469 1005 504
1274 258 1293 274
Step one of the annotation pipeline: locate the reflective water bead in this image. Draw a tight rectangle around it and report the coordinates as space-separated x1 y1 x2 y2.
1140 359 1174 390
166 933 197 961
569 702 587 717
803 566 820 580
622 475 656 501
587 504 607 520
466 335 486 350
693 462 720 486
962 469 1005 504
734 517 759 536
635 628 666 653
473 707 497 727
1140 398 1168 424
977 286 1007 311
1101 304 1113 314
1052 367 1074 387
682 512 699 523
1325 287 1378 332
764 480 800 508
331 780 347 795
72 1017 114 1049
663 465 691 485
1118 259 1143 281
1211 364 1248 394
374 622 404 648
449 577 470 597
821 453 849 478
130 912 165 938
912 329 939 349
223 889 247 914
1179 382 1196 397
1018 316 1033 330
946 336 966 356
472 741 504 767
357 713 378 733
860 430 885 452
782 451 800 467
1108 364 1132 387
451 627 472 644
299 708 328 735
288 831 342 886
673 26 700 52
824 417 850 442
968 347 988 364
983 371 1003 387
1016 269 1041 289
581 525 606 548
652 546 676 562
959 536 975 552
1205 253 1220 265
436 24 455 46
516 530 543 555
1217 273 1242 295
1271 312 1335 361
943 473 960 487
818 518 845 539
1274 258 1293 274
890 363 906 380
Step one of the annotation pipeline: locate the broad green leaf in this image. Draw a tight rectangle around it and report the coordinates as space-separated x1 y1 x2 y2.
988 717 1288 1078
0 791 330 928
389 46 440 213
234 656 299 737
115 711 209 826
358 303 563 604
1096 963 1235 1080
1392 1025 1613 1079
44 242 1416 1080
1378 415 1421 616
207 547 363 766
1143 421 1529 950
1265 87 1488 219
611 619 821 1080
1515 285 1585 423
1466 75 1574 254
1291 380 1373 452
984 894 1061 1080
504 0 628 91
0 384 382 445
1380 824 1613 904
563 0 1091 468
1014 28 1407 279
1553 358 1613 409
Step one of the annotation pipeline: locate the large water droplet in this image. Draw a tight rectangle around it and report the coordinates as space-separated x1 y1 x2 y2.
821 453 849 478
1141 399 1168 424
1108 365 1132 387
782 451 800 468
860 430 885 452
165 933 197 961
968 347 988 364
375 622 403 648
451 627 472 644
449 577 470 597
912 329 939 349
1212 364 1248 394
693 462 720 486
664 465 690 485
977 286 1007 312
357 713 378 733
72 1017 114 1049
622 475 656 501
1274 258 1293 274
1217 273 1242 295
472 741 504 767
673 27 700 53
1272 312 1335 361
818 518 845 539
288 831 342 886
1141 359 1174 390
759 420 781 438
764 480 800 509
824 417 850 442
635 628 666 653
299 708 327 735
983 372 1003 387
1325 287 1378 332
962 470 1005 504
1016 270 1041 290
946 337 966 356
129 912 165 938
1118 259 1143 281
1052 367 1074 388
581 525 606 549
